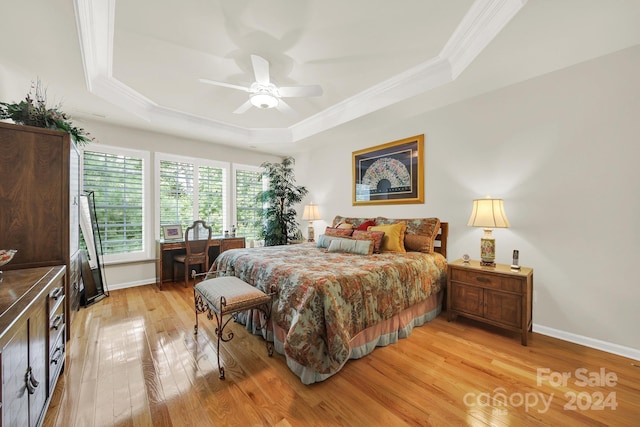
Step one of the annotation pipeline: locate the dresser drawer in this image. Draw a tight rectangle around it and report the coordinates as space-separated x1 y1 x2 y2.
49 330 66 392
451 269 523 293
48 276 65 317
49 297 65 352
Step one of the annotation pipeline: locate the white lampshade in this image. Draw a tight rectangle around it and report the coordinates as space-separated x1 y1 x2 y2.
467 198 510 228
467 197 509 267
302 203 321 221
302 203 320 242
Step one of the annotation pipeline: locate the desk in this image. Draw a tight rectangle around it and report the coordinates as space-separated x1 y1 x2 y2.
156 236 245 287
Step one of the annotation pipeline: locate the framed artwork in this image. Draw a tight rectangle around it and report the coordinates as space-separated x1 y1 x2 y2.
161 224 183 240
352 134 424 205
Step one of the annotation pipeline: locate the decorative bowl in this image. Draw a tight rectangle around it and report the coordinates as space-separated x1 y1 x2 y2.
0 249 18 270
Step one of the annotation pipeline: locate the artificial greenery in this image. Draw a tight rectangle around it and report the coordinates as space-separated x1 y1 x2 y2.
257 156 308 246
0 80 94 145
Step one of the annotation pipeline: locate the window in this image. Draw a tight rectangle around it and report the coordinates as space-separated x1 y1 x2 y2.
157 154 228 235
233 164 266 241
198 165 225 235
158 160 194 228
82 147 264 263
82 146 149 262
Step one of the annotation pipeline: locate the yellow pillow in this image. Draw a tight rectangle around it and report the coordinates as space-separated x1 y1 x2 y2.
369 222 407 253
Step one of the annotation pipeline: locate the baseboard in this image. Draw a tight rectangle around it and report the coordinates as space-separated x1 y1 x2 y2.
533 324 640 361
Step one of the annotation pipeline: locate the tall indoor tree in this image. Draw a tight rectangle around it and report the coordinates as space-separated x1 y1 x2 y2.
257 157 308 246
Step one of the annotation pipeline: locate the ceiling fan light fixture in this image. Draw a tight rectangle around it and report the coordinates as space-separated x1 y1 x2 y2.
199 55 320 113
250 92 278 109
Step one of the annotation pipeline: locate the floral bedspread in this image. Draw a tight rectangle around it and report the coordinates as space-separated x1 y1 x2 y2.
211 243 447 376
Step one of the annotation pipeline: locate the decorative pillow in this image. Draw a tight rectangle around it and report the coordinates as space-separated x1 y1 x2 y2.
403 234 434 253
352 230 385 253
335 222 354 230
328 238 374 255
375 217 440 253
369 222 407 253
332 216 376 229
316 234 352 249
324 226 354 238
355 220 376 231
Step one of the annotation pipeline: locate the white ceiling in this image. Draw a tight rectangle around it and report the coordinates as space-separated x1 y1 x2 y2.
1 0 639 155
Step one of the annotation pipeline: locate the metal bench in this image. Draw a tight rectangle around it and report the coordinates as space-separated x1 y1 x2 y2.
193 272 276 379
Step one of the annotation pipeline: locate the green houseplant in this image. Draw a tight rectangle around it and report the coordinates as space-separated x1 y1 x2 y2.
257 156 308 246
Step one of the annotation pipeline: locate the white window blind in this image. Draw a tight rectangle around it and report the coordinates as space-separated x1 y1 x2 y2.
159 160 194 228
82 150 144 255
198 165 225 235
158 157 227 234
234 166 265 240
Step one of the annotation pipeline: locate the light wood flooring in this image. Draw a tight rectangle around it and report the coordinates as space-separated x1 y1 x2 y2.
43 281 640 426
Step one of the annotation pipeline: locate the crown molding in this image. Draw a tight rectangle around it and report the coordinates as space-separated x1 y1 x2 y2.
74 0 526 146
442 0 527 79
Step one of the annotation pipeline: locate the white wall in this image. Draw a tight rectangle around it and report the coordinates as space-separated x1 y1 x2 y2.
77 120 282 291
295 46 640 356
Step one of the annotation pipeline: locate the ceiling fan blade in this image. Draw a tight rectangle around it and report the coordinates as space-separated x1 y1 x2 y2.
251 54 271 85
198 78 250 92
233 100 253 114
278 85 323 98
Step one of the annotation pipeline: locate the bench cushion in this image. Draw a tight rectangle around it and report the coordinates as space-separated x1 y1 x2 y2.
195 276 270 315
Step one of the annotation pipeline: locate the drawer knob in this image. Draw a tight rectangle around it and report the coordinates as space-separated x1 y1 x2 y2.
51 314 64 330
475 276 490 283
52 346 65 365
51 287 64 300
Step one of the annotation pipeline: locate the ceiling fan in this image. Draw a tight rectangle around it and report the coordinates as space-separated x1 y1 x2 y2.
199 54 323 114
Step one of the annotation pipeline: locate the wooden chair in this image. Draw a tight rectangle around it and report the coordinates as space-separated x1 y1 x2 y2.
173 220 212 287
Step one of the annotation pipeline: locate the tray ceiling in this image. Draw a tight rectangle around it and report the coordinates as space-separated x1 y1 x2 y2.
1 0 639 154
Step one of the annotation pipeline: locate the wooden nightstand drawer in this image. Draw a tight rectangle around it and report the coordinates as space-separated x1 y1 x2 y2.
451 269 523 293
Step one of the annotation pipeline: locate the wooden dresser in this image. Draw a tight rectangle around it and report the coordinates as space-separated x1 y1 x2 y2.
447 259 533 345
0 122 80 342
0 266 66 427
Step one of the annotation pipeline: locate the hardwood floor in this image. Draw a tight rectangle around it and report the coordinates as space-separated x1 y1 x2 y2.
43 282 640 426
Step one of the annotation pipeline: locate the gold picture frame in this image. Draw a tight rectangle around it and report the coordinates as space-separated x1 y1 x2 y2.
352 134 424 205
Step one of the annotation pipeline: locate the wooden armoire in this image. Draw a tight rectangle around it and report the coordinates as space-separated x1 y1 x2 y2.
0 121 81 341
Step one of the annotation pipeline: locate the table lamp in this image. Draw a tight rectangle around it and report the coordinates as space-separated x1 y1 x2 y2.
302 203 321 242
467 196 510 267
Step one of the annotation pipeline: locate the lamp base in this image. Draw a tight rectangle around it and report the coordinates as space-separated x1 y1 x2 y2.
307 223 315 242
480 229 496 268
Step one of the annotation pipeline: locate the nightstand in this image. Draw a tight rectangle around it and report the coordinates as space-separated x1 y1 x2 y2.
447 259 533 345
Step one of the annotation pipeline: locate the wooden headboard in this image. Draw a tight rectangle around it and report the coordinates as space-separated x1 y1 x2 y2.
434 222 448 259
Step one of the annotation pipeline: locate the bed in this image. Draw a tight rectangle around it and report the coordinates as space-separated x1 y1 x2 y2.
209 216 448 384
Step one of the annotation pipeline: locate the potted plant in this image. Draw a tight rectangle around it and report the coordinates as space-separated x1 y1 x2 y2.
0 80 94 145
257 157 308 246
